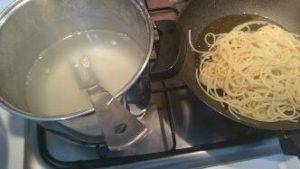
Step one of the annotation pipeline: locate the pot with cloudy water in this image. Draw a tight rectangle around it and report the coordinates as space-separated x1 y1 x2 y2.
0 0 154 150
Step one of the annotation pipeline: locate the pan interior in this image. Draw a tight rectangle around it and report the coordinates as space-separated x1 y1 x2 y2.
191 14 300 129
195 14 278 51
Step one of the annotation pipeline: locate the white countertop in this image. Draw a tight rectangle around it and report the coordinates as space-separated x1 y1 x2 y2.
203 154 300 169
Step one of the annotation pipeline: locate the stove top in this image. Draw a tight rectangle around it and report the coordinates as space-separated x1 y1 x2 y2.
23 0 299 169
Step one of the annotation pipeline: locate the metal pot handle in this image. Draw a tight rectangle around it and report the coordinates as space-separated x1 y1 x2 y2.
69 56 149 151
88 85 148 150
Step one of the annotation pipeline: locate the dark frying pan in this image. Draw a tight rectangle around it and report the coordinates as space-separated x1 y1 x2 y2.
179 0 300 130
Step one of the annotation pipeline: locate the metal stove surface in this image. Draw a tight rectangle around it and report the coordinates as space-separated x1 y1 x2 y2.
24 82 283 169
24 75 283 169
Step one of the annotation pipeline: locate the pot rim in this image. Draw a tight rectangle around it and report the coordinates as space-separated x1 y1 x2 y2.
0 0 154 121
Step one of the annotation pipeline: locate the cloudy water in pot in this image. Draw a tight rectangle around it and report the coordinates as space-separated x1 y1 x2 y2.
25 30 143 116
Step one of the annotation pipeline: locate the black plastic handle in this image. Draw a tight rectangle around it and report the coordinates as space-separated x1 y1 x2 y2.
150 20 186 81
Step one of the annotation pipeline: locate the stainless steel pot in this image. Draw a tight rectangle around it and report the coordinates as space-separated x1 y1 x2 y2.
0 0 154 121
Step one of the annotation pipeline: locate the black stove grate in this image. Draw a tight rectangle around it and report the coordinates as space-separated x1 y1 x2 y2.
36 80 275 168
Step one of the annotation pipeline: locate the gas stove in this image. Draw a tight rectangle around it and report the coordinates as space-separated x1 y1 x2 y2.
22 0 299 169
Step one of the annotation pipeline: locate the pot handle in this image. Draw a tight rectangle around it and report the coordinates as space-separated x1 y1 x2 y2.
88 85 149 150
69 56 149 151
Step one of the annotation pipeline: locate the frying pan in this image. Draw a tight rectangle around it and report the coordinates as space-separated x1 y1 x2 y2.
179 0 300 130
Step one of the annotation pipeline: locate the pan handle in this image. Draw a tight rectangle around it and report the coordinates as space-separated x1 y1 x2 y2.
149 20 186 81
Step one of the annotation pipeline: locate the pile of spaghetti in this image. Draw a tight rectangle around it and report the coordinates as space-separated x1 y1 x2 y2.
189 21 300 122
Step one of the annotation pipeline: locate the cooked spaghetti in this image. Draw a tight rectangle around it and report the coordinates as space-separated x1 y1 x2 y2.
189 21 300 122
